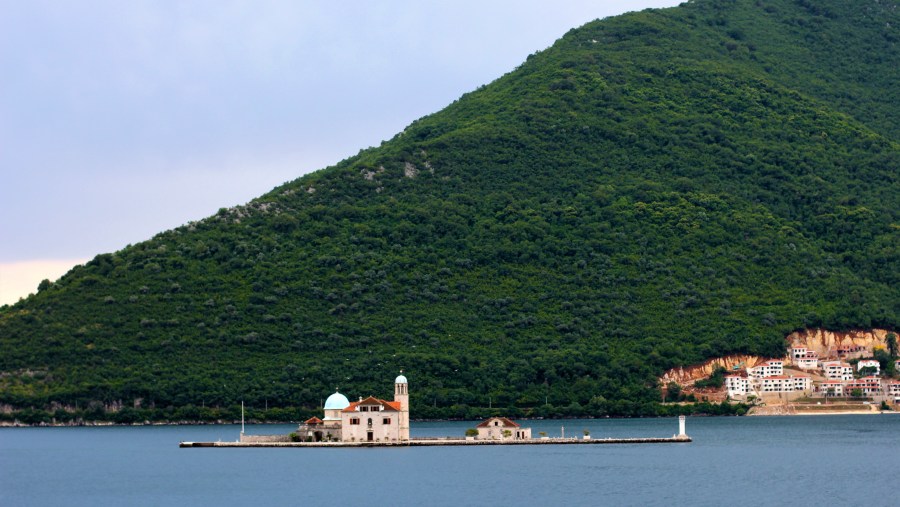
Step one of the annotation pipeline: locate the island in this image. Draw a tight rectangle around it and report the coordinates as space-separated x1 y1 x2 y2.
180 374 691 448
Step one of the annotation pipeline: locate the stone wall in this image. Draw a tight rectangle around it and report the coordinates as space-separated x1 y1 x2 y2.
240 433 292 443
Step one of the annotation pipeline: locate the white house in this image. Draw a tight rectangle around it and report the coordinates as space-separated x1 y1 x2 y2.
759 375 810 393
748 360 784 378
725 375 752 397
816 381 845 397
794 351 819 370
791 375 812 391
475 417 532 440
790 347 808 359
822 361 854 381
844 376 882 397
857 359 880 375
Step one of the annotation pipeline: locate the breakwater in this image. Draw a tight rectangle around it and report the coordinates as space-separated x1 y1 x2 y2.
180 435 691 448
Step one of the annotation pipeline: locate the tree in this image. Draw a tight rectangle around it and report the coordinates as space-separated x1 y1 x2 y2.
694 367 727 388
858 366 879 377
887 333 898 359
666 382 682 402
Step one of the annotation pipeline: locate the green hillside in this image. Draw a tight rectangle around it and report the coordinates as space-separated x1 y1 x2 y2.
2 0 897 423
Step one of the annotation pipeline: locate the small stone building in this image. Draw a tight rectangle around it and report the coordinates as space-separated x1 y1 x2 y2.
475 417 531 440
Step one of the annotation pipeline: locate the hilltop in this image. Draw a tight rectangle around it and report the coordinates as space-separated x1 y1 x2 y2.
1 0 897 423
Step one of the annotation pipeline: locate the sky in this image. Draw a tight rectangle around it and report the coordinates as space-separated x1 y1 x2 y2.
0 0 683 306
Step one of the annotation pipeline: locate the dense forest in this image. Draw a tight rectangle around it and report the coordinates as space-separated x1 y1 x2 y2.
1 0 897 423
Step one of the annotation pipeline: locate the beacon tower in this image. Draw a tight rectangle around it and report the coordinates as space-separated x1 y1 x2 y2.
394 372 410 441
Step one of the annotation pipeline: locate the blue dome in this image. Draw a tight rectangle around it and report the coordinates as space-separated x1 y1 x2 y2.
324 391 350 410
395 374 408 384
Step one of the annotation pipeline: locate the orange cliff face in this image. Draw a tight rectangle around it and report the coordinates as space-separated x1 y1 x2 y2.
786 329 895 358
659 328 897 387
659 355 766 385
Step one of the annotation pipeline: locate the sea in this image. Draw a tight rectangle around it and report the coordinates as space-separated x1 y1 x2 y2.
1 414 898 506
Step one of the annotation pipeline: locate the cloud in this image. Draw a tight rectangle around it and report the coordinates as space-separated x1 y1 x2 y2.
0 0 684 295
0 259 89 306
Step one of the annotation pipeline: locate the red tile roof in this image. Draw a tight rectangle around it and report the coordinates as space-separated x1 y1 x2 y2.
475 417 520 428
304 417 323 424
341 396 400 413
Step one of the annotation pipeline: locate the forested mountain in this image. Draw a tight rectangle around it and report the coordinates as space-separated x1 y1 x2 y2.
2 0 897 422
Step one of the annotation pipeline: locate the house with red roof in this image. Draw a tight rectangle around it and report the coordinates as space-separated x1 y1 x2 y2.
844 376 882 397
821 361 854 381
815 380 845 397
794 351 819 370
475 417 532 440
747 360 784 379
759 375 811 393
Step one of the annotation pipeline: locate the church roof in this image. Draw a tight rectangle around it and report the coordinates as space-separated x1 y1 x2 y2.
342 396 401 412
324 391 350 410
304 417 323 424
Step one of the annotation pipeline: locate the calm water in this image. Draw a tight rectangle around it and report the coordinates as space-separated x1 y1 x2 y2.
2 415 898 506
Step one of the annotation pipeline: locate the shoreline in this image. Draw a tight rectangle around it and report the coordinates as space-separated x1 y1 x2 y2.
1 411 893 428
748 404 888 416
0 413 732 428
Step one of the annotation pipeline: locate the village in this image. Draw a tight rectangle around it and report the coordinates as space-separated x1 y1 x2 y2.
721 342 900 412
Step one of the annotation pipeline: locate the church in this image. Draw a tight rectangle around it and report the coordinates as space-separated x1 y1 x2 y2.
296 373 410 443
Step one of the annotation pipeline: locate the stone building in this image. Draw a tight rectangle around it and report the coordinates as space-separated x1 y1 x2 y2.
475 417 532 440
296 373 410 443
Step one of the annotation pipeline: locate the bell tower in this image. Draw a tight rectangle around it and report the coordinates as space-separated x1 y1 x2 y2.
394 371 409 441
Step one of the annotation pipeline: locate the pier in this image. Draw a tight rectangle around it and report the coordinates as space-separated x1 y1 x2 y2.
180 435 691 448
181 415 691 448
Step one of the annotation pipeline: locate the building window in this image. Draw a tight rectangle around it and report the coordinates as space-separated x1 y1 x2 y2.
383 418 391 425
360 406 368 412
371 406 379 412
350 418 360 425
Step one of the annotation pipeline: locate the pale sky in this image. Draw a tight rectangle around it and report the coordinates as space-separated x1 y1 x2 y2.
0 0 683 305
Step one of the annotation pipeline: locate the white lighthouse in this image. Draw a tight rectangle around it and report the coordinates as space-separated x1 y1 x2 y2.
395 372 410 441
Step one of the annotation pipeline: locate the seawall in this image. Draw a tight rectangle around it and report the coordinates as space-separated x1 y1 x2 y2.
181 436 691 448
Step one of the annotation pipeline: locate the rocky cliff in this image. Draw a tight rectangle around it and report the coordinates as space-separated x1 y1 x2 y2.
786 328 895 357
659 355 766 385
661 328 897 386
